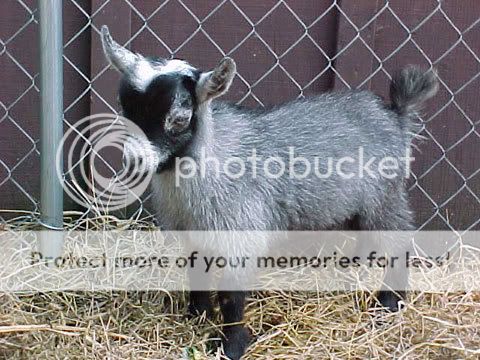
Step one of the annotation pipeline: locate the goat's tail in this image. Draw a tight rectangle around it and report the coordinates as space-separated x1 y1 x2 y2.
390 66 438 132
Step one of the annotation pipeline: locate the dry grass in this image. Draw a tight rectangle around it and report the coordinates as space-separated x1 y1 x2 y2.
0 213 479 359
1 291 479 359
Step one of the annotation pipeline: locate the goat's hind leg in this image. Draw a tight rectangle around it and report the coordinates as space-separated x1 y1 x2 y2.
358 200 413 311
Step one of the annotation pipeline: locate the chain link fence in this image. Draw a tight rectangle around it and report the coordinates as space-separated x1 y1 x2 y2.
0 0 39 225
1 0 479 231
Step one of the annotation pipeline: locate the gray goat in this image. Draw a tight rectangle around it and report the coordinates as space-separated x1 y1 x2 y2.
101 25 438 360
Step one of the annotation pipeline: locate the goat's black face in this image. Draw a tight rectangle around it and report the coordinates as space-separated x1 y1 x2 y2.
119 71 199 136
118 67 201 169
101 25 236 171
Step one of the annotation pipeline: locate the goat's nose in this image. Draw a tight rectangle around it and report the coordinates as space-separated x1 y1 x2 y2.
165 110 192 132
173 113 190 124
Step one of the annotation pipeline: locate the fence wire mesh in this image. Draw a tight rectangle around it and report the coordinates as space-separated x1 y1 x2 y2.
0 0 479 231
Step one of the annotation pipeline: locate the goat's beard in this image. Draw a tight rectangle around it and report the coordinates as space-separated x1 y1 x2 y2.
123 135 165 174
123 131 195 174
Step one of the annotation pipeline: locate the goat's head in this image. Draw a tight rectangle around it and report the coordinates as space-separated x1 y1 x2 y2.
100 25 236 168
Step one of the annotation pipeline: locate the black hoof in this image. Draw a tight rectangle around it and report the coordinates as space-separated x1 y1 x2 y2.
222 326 251 360
376 290 406 312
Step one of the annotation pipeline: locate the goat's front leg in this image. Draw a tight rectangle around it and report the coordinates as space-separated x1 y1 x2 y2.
218 291 250 360
187 266 214 319
188 291 214 319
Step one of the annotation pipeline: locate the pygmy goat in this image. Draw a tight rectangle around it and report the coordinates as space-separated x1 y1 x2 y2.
101 25 438 360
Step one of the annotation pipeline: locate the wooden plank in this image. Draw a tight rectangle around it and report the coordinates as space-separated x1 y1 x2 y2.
90 0 131 115
0 0 93 215
335 0 480 229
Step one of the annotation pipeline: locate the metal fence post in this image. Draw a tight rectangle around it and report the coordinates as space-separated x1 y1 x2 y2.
38 0 63 254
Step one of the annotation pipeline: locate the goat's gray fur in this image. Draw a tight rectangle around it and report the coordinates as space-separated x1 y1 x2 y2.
152 73 437 252
159 93 406 230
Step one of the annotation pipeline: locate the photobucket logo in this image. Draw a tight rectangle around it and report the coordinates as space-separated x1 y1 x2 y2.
56 114 153 211
175 147 415 186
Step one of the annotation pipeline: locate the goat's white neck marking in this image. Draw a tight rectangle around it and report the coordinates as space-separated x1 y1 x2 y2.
133 59 195 92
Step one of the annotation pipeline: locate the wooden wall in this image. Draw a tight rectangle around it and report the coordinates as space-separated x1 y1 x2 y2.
1 0 479 229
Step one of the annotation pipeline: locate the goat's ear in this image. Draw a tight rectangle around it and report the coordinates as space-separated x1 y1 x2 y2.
196 57 236 103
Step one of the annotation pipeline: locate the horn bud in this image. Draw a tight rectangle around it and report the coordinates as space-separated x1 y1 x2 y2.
101 25 139 77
